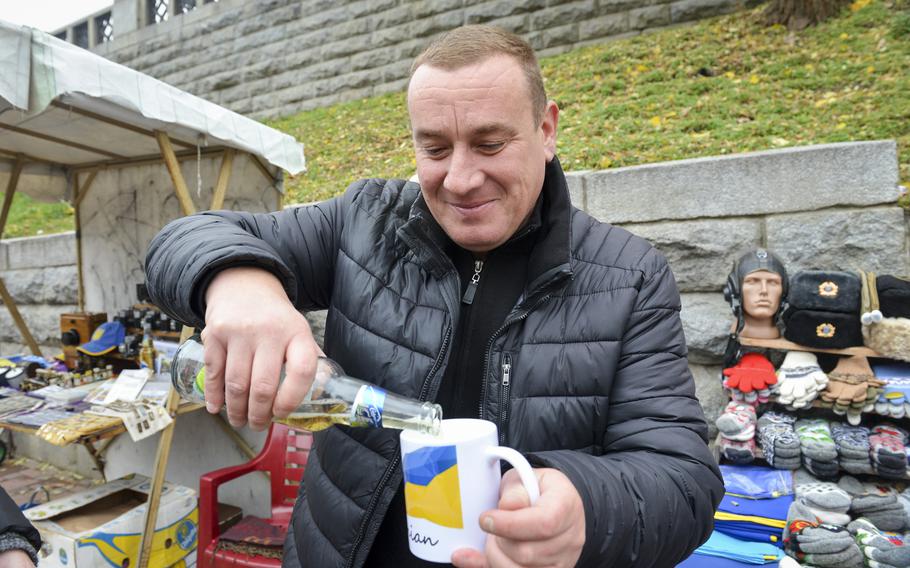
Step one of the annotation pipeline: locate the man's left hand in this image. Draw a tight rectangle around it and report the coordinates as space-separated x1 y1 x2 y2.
451 467 585 568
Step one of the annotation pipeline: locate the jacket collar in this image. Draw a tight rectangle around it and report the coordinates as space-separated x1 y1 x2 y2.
397 156 574 297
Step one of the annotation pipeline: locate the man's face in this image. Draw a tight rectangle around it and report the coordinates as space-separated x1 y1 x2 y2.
407 55 558 254
741 270 784 320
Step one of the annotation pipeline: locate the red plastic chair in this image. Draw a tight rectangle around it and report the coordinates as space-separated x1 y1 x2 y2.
198 423 312 567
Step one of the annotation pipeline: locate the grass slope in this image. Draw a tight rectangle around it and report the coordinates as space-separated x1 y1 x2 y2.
6 0 909 237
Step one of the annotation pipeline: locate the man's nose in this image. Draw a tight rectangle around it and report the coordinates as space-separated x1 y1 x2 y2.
443 147 484 195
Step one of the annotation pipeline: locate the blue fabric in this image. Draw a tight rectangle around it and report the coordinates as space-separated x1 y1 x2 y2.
690 531 783 564
720 465 793 499
873 361 910 380
718 493 792 520
714 522 783 547
677 553 777 568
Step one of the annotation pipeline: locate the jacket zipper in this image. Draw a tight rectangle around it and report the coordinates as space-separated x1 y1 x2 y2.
461 259 484 304
346 326 453 568
500 352 512 437
479 293 552 445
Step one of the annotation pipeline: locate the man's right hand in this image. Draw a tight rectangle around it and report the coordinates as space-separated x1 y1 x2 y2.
202 267 323 430
0 549 36 567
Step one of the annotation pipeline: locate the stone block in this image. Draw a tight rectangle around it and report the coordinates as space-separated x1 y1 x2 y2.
293 6 351 33
5 233 75 270
410 0 464 19
597 0 649 14
466 0 547 24
671 0 739 22
486 14 530 34
369 6 415 30
371 23 414 48
689 363 725 440
331 17 372 40
578 13 630 39
680 292 731 364
380 60 413 83
0 266 79 305
629 4 671 29
565 170 588 211
619 218 761 292
531 0 595 29
347 0 400 18
349 46 398 71
766 207 910 275
412 10 465 38
0 304 78 344
373 77 410 96
238 25 287 50
540 23 579 48
321 33 373 60
584 141 900 224
397 38 431 60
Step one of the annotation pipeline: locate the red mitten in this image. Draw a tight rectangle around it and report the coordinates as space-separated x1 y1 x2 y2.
723 353 777 393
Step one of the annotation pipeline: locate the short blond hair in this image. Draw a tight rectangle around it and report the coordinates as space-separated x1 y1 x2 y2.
409 25 547 125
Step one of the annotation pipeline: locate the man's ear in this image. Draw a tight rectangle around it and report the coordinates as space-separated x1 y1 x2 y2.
540 101 559 161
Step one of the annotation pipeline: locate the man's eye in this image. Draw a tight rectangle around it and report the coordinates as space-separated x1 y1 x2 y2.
423 147 446 157
478 142 505 153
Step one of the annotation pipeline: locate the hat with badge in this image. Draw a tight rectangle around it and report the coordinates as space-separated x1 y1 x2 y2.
77 321 126 356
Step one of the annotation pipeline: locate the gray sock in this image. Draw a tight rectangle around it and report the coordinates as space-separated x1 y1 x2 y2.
796 419 839 462
796 469 852 512
796 527 855 553
804 544 863 567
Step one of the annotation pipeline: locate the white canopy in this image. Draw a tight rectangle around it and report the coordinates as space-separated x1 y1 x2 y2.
0 19 305 202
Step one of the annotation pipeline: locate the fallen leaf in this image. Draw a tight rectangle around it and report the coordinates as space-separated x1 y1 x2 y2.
749 75 760 84
649 116 662 128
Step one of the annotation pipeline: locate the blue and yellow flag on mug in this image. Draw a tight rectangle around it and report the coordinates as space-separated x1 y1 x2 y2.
403 445 463 529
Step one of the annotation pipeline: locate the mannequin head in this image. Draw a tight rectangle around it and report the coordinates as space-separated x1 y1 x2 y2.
724 249 789 339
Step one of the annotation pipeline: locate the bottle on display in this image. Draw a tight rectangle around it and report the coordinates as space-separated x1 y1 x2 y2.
171 335 442 436
139 323 157 371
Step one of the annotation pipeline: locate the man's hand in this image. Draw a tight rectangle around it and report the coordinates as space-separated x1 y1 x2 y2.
451 468 585 568
0 549 36 567
202 267 323 430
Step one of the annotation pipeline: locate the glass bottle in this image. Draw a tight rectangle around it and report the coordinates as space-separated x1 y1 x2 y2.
139 323 157 371
171 335 441 436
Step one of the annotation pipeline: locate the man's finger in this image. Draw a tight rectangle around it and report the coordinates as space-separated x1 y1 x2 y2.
451 547 487 568
248 345 283 430
273 334 318 418
497 472 531 511
202 335 227 413
482 473 572 542
223 343 253 428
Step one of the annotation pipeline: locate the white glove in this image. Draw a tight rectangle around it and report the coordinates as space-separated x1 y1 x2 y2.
776 351 828 408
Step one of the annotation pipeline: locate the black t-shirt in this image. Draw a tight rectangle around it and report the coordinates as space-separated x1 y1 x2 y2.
363 225 536 567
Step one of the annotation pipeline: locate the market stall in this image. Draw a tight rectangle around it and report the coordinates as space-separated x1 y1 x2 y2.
0 19 305 567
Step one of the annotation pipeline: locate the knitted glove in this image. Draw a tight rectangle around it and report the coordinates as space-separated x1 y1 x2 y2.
776 352 829 408
723 353 778 393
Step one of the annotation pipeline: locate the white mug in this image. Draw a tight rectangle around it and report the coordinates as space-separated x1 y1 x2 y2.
399 418 540 563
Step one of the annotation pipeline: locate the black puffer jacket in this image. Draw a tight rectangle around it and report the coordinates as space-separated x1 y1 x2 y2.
146 158 723 567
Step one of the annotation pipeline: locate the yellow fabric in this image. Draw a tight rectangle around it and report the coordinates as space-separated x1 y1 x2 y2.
404 464 463 529
714 511 786 529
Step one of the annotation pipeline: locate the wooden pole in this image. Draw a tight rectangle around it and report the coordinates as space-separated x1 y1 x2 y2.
135 386 181 568
210 149 234 210
0 158 41 355
155 131 196 216
0 158 23 239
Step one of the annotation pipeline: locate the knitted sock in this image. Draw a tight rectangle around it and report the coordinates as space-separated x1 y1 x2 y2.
720 436 756 464
796 418 839 462
838 476 899 512
804 456 840 480
831 423 872 460
871 425 909 472
716 401 757 441
849 518 910 568
797 526 857 553
758 411 801 467
796 469 852 512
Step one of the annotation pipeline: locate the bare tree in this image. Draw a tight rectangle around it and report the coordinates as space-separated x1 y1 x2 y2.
763 0 851 29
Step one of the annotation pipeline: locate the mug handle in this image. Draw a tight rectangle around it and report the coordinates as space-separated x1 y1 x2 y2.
485 446 540 506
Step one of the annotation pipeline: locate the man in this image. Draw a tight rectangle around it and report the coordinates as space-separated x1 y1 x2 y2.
146 25 722 567
0 486 41 567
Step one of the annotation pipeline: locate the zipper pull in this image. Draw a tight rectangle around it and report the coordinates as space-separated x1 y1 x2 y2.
502 353 512 386
462 259 484 305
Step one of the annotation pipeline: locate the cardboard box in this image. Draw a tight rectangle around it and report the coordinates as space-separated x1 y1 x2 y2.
25 474 197 568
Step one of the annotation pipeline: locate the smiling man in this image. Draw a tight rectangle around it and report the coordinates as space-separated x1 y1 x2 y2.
146 25 722 567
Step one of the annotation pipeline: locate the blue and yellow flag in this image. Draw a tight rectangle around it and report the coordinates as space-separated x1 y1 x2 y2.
403 445 463 529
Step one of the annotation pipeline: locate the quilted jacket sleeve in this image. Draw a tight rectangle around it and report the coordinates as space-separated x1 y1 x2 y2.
526 248 723 567
145 181 358 328
0 486 40 565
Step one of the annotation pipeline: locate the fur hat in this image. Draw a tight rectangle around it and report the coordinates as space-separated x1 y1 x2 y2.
861 271 910 362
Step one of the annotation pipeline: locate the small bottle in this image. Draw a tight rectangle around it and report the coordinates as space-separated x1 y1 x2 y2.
171 335 441 436
139 323 157 371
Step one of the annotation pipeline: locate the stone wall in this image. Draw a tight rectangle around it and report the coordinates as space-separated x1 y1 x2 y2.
80 0 752 120
0 232 78 357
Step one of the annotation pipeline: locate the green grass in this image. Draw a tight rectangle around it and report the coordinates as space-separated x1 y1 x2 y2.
6 0 910 237
0 193 73 238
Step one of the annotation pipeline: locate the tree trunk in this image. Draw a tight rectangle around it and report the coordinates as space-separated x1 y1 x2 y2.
763 0 851 29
